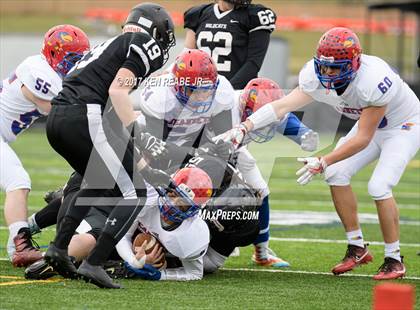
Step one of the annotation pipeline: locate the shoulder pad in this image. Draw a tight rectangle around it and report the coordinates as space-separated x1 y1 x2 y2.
213 75 236 112
248 4 276 33
184 4 212 31
298 59 319 94
15 55 61 101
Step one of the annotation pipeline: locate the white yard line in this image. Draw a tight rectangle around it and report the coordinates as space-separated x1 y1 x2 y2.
221 267 420 281
269 237 420 248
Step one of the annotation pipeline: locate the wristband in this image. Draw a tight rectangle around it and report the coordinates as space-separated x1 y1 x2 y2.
247 104 278 130
129 254 146 269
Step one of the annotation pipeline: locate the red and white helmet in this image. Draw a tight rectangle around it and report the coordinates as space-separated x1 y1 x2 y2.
240 77 284 143
314 27 362 90
158 167 213 223
41 24 90 77
172 49 219 113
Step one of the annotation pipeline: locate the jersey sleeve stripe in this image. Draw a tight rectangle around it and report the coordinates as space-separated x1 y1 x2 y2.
127 44 150 76
249 25 276 33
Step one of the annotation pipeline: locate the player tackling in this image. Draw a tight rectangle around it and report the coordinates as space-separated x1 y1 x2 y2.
219 27 420 280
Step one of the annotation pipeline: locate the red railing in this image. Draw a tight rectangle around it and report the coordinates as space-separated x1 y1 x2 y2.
84 8 417 36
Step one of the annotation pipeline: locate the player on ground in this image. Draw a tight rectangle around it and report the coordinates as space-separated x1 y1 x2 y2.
44 3 176 288
117 167 212 281
0 25 90 267
219 27 420 280
184 0 276 89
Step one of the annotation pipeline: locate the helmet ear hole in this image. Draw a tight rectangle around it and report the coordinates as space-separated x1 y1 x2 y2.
50 50 55 58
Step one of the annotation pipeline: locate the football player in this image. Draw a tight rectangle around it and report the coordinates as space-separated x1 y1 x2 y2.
43 3 176 288
227 77 318 268
117 167 212 281
219 27 420 280
184 0 276 89
0 24 90 267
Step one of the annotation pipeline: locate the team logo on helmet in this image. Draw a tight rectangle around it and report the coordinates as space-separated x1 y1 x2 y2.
57 32 73 43
343 37 355 48
249 89 258 103
177 61 186 71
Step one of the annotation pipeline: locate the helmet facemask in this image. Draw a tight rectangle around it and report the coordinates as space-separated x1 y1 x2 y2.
175 79 219 114
314 56 355 90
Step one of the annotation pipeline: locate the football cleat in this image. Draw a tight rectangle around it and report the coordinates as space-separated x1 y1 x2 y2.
25 258 58 280
78 260 122 289
252 247 290 268
332 244 373 275
104 260 136 279
12 228 43 267
373 257 406 280
44 242 78 279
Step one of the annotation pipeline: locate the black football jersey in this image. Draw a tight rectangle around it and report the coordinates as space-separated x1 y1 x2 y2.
53 32 164 107
184 3 276 81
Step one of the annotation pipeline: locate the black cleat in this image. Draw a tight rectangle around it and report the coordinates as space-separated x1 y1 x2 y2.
78 260 122 289
44 243 78 279
25 258 58 280
104 260 136 279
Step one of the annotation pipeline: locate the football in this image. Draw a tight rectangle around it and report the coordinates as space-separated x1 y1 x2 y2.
132 232 166 269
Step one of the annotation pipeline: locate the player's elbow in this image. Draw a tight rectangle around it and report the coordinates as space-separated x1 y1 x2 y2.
108 86 128 98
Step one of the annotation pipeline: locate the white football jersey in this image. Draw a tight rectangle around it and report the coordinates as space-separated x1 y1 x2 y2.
137 73 235 146
299 54 420 128
0 55 61 142
134 188 209 260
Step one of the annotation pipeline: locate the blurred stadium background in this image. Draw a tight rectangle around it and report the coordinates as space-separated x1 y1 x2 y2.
0 1 419 309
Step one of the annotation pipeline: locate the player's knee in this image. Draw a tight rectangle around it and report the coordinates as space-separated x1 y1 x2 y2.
1 168 31 192
324 163 352 186
203 247 226 274
368 178 393 200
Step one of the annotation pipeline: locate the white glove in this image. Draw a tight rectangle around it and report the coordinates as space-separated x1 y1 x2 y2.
296 157 327 185
300 130 319 152
213 124 248 148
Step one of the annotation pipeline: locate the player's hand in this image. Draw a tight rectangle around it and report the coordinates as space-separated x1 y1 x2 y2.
300 130 319 152
213 124 248 148
296 157 327 185
124 263 161 281
197 140 235 160
137 132 168 159
140 165 175 189
134 241 164 266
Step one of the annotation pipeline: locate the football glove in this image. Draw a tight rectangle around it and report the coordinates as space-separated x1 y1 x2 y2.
296 157 327 185
300 130 319 152
127 122 168 160
140 165 175 189
124 263 161 281
43 187 64 204
213 124 248 148
196 140 235 161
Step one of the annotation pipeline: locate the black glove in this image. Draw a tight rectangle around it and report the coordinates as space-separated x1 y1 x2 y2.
127 122 168 160
197 140 235 161
44 187 64 204
140 164 175 189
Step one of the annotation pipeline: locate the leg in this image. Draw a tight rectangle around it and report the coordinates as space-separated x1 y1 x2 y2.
368 125 419 280
0 137 42 266
325 125 380 274
236 149 289 267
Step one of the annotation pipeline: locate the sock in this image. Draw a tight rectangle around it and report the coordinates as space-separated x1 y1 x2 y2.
7 221 28 258
253 196 270 246
346 229 364 248
385 240 401 262
28 214 41 235
34 197 61 229
87 232 116 266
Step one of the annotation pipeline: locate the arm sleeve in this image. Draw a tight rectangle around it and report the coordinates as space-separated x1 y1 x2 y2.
229 30 271 89
115 222 137 267
160 257 204 281
276 113 310 144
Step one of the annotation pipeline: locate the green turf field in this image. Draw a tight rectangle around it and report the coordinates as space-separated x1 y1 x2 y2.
0 129 419 309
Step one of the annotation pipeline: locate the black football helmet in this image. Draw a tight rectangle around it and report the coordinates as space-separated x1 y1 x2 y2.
124 3 176 63
224 0 252 8
205 185 260 236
